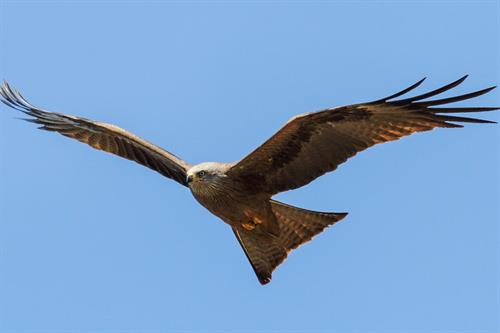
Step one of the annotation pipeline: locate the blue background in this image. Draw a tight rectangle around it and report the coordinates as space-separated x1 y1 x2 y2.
0 1 498 332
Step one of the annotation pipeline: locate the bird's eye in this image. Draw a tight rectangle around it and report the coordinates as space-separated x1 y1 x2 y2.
198 170 206 177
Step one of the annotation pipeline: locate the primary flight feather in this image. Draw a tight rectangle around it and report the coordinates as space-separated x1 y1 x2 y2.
1 76 497 284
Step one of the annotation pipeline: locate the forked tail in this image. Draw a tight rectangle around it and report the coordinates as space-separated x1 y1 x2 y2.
233 200 347 284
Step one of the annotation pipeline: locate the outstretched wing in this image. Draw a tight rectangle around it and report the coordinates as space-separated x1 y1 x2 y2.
1 81 192 186
227 76 498 195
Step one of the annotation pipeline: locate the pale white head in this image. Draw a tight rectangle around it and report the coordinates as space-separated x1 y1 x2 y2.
186 162 230 186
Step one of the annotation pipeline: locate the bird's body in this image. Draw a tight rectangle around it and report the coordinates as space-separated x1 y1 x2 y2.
187 162 280 235
1 76 497 284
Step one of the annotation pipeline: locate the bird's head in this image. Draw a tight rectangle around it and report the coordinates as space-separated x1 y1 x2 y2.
186 162 229 187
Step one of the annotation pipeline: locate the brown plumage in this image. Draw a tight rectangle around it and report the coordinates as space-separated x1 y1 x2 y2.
227 76 497 195
0 82 191 186
1 76 497 284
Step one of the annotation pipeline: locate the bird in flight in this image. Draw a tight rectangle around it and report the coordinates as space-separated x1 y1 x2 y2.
1 76 497 284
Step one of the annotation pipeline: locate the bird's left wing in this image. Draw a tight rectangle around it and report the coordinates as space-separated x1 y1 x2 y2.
227 76 498 195
1 81 192 186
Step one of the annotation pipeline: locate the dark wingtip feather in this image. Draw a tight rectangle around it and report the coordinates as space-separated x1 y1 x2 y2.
369 77 427 104
375 76 498 125
16 117 40 124
393 75 469 105
416 85 497 107
436 114 497 124
1 80 31 112
3 81 16 101
0 97 21 111
429 106 500 113
0 81 44 122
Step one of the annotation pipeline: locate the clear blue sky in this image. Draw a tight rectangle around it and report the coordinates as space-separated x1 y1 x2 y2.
0 1 498 332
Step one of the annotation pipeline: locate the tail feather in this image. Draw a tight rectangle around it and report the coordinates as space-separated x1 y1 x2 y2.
233 200 347 285
272 200 347 251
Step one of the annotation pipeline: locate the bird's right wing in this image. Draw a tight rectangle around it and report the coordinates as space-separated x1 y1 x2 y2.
1 81 192 186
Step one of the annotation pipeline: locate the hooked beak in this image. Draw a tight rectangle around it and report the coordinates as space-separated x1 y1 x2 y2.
186 174 193 184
